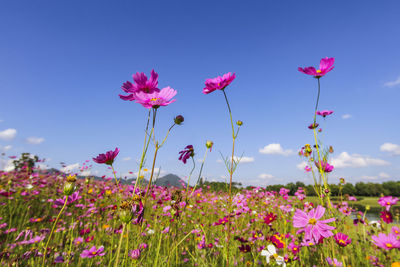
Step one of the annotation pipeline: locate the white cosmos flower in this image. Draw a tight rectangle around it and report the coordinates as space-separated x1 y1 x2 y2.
261 244 286 266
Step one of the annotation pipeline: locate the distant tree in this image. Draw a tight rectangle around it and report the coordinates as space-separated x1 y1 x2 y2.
342 183 356 196
13 153 39 174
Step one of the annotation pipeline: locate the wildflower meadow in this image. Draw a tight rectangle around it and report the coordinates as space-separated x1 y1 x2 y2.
0 59 400 267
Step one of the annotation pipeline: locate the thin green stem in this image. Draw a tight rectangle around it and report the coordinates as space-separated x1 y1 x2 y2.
190 149 209 197
185 157 196 201
114 223 126 267
42 195 69 267
133 109 152 195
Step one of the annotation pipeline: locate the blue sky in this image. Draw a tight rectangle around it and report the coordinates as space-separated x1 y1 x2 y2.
1 0 400 186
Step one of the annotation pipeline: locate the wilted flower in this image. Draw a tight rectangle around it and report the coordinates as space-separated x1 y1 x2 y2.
315 161 334 173
298 57 335 78
93 148 120 165
203 72 236 94
178 145 194 164
308 123 319 130
206 140 214 151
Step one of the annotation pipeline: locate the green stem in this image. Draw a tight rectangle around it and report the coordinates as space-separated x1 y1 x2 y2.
190 149 209 197
114 223 125 267
133 109 152 195
42 195 69 267
185 157 196 201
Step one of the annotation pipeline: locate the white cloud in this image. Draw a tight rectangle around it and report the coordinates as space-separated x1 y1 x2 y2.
0 145 12 152
258 173 274 179
379 172 390 178
122 157 132 161
384 76 400 87
60 163 80 173
26 137 45 145
259 143 294 156
380 142 400 155
331 152 390 168
80 170 92 176
341 114 352 119
37 163 49 170
0 158 15 171
217 156 255 164
0 129 17 141
296 161 308 170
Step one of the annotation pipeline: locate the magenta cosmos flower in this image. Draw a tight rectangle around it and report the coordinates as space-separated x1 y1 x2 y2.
80 245 106 258
316 110 334 117
203 72 236 94
378 196 399 211
93 148 120 165
178 145 194 164
134 86 177 109
334 232 351 247
298 57 335 78
315 161 334 173
293 205 335 242
119 70 160 101
371 233 400 250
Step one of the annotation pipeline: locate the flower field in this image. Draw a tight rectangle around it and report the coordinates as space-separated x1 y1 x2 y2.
1 59 400 267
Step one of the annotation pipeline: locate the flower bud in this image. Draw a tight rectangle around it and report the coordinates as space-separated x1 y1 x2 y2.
63 182 75 196
174 115 184 125
236 120 243 126
119 209 134 224
206 140 214 151
324 189 330 194
366 205 370 211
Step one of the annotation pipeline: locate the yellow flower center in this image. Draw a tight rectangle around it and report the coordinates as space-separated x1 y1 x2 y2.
308 218 317 225
308 242 314 246
316 70 322 73
386 243 393 248
273 253 278 259
339 240 346 245
387 202 391 205
150 98 159 102
217 83 221 86
92 251 97 255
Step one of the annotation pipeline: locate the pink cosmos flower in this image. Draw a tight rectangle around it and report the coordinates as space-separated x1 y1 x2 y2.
80 245 106 258
315 161 334 173
119 70 160 101
380 210 393 224
129 249 141 259
293 205 335 242
326 257 343 267
378 196 399 211
391 226 400 236
308 123 319 130
203 72 236 94
334 233 351 247
93 148 120 165
134 86 177 109
371 233 400 250
316 110 334 117
298 57 335 78
304 166 312 172
348 196 357 201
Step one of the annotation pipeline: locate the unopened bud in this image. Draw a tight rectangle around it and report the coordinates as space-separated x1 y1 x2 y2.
236 120 243 126
206 140 214 151
174 115 184 125
366 205 370 211
324 189 330 194
63 182 75 196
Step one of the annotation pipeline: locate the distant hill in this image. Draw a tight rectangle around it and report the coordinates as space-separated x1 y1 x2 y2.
155 174 186 188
